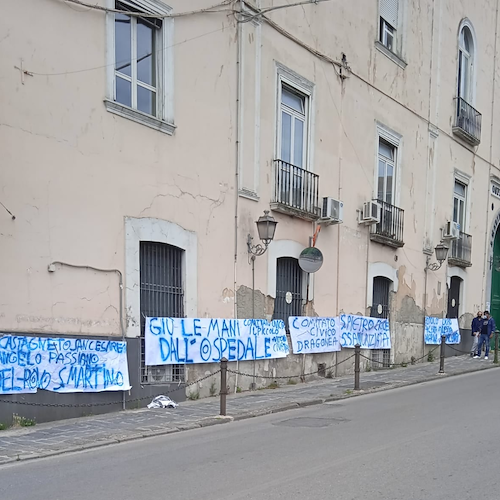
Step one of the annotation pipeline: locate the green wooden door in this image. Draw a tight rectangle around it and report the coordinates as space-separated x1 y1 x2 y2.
490 228 500 348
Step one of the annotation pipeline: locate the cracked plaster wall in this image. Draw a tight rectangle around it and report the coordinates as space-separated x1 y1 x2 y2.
0 1 238 335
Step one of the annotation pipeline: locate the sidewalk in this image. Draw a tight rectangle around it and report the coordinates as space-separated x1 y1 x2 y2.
0 355 497 466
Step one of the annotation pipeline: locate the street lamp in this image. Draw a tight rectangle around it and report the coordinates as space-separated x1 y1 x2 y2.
426 243 449 271
247 211 278 257
247 210 277 390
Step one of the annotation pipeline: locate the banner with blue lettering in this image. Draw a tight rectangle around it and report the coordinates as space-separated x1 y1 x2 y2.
0 335 131 394
288 317 341 354
145 318 289 365
424 317 461 344
339 314 391 349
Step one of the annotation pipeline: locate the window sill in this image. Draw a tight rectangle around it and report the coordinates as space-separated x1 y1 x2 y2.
104 100 176 135
375 41 407 69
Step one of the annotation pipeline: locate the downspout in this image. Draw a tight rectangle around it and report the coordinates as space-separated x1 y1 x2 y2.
423 264 429 358
48 261 126 410
423 0 436 358
335 61 345 377
233 0 244 394
483 0 500 308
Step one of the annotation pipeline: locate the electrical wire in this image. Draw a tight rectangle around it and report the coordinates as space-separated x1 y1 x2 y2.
28 24 231 77
62 0 235 18
253 8 497 169
236 0 334 24
295 6 372 185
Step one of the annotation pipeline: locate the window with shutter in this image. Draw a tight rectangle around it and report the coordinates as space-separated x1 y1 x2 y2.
379 0 399 28
379 0 399 54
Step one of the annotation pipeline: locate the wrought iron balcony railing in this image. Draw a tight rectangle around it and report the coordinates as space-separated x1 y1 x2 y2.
271 160 320 220
448 231 472 267
370 199 404 248
452 97 482 146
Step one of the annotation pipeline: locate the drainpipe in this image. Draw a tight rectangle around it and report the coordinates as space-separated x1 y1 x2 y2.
233 0 244 394
423 264 429 358
483 0 500 307
48 261 126 410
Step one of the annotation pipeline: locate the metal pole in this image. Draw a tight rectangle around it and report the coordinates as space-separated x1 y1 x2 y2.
251 255 256 390
439 335 446 374
354 344 360 390
220 357 228 416
494 330 499 364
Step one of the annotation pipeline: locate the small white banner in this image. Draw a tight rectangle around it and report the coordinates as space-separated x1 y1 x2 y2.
424 317 461 344
288 317 341 354
339 314 391 349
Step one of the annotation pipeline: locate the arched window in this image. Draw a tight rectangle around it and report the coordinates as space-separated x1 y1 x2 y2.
458 23 475 104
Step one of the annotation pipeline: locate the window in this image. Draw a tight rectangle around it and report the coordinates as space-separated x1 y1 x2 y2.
106 0 174 134
453 180 467 230
140 241 185 383
377 139 396 205
380 18 395 52
458 25 475 103
379 0 399 52
115 4 160 116
279 84 308 168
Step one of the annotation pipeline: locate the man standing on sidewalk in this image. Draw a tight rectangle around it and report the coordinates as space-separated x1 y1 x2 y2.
471 311 482 357
474 311 496 360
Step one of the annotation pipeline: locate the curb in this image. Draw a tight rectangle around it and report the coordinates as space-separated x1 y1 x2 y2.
0 362 497 467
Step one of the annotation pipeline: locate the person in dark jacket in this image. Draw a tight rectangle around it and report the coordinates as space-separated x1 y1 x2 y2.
474 311 496 359
471 311 482 357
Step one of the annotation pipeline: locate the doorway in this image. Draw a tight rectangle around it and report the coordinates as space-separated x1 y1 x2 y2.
273 257 303 332
447 276 462 318
491 228 500 326
370 276 391 368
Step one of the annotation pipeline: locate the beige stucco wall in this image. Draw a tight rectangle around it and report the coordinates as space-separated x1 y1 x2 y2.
2 0 500 396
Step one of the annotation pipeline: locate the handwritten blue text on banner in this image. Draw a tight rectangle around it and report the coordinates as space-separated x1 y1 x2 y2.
145 318 289 365
424 317 461 344
288 317 341 354
0 335 131 395
339 314 391 349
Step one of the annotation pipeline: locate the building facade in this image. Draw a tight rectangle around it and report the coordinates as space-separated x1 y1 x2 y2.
1 0 500 421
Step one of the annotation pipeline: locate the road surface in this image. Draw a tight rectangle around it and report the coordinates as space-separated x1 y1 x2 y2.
1 369 498 500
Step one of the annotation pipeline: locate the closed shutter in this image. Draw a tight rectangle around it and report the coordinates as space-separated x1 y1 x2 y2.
380 0 399 28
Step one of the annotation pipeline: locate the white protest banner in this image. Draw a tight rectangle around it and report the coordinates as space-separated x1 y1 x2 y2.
339 313 391 349
288 317 341 354
424 317 441 344
0 335 131 395
145 318 289 365
424 317 461 345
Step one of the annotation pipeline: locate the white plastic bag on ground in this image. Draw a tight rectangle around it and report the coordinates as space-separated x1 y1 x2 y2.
147 395 179 409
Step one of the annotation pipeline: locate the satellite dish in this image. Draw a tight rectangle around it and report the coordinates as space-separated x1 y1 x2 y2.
299 247 323 273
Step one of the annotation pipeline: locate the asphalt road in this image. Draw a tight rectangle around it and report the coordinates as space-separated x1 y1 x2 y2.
1 369 499 500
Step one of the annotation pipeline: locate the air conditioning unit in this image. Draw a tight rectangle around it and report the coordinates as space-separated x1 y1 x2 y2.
319 197 344 224
360 201 380 224
443 221 460 240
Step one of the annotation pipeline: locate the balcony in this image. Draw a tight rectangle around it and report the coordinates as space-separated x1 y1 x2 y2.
452 97 482 146
271 160 320 220
370 200 404 248
448 231 472 268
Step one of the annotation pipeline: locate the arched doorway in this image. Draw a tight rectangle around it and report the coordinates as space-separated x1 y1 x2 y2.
490 227 500 325
447 276 462 318
370 276 392 368
371 276 392 319
272 257 303 332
